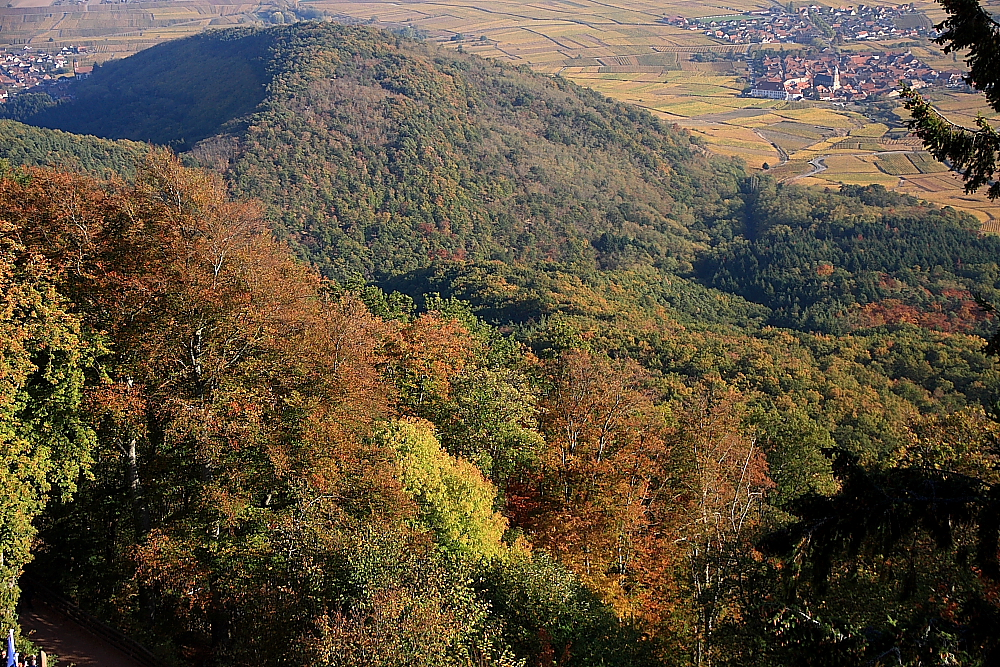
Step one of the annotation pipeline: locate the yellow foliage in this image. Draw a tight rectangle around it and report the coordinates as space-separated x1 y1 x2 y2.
384 418 518 560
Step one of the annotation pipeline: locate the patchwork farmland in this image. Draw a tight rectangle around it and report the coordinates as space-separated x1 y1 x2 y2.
0 0 996 222
0 0 265 61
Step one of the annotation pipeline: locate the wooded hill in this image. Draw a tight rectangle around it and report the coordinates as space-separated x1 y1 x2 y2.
11 23 1000 335
1 22 1000 666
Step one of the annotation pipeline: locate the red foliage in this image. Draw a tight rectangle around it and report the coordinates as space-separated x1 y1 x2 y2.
851 296 987 333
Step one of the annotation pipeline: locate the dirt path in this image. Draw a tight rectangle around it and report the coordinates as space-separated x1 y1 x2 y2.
754 128 788 165
19 600 145 667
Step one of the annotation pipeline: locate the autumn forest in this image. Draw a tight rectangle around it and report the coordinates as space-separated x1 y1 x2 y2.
2 20 1000 667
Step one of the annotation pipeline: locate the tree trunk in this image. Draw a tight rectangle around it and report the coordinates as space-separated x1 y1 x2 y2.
126 436 149 537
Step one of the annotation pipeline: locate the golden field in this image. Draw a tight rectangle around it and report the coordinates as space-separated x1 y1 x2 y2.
0 0 264 61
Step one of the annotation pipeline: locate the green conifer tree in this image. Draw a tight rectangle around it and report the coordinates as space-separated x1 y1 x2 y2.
904 0 1000 197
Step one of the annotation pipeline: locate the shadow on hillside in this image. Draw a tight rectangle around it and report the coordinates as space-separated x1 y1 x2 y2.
27 28 275 150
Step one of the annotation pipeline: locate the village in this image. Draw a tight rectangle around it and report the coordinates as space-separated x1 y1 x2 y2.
0 46 91 101
664 4 934 45
749 50 964 101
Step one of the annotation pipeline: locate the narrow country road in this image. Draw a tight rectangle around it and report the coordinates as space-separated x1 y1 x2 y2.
754 128 788 164
788 150 937 183
794 156 828 180
19 598 146 667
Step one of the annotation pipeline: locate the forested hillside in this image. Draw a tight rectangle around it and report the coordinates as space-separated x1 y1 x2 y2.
28 30 274 149
23 24 739 280
0 120 147 175
2 22 1000 666
15 23 1000 337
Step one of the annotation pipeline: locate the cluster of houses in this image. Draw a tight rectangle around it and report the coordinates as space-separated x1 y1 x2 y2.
749 51 964 101
815 4 934 41
0 46 89 101
664 4 933 45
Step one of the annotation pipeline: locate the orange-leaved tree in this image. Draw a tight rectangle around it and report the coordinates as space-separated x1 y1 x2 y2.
523 349 680 623
12 155 424 663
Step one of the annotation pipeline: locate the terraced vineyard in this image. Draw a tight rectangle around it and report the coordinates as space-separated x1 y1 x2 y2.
876 152 919 175
909 152 950 173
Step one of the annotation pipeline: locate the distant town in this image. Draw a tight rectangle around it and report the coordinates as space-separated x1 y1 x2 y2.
664 4 935 45
749 51 965 101
0 46 90 102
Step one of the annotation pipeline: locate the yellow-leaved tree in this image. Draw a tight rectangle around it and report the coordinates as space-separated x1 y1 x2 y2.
382 418 516 560
0 161 96 631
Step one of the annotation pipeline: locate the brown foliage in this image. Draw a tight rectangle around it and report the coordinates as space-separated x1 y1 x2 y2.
519 350 679 616
517 353 773 660
3 155 417 661
390 310 478 410
849 295 986 333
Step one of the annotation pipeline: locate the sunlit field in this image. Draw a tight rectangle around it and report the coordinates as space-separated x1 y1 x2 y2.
0 0 262 61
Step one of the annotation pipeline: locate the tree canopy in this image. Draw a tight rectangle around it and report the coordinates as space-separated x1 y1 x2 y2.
2 21 1000 667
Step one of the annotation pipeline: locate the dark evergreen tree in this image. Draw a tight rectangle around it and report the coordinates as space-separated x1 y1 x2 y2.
904 0 1000 197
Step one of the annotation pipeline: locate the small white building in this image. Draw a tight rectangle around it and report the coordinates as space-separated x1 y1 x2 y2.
750 80 790 100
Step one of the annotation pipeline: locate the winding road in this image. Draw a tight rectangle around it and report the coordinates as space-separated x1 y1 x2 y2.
754 128 789 165
19 597 147 667
794 155 828 180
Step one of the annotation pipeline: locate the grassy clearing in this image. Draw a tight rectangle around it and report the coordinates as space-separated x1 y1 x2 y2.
774 107 857 128
657 100 731 116
757 130 815 151
825 155 882 172
768 121 828 140
767 160 811 179
821 171 902 187
850 123 889 138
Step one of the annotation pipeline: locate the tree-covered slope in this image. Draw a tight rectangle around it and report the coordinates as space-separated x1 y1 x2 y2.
5 22 1000 440
0 120 148 176
697 180 1000 334
20 22 743 280
7 158 1000 667
17 22 1000 339
5 23 1000 666
219 24 743 280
